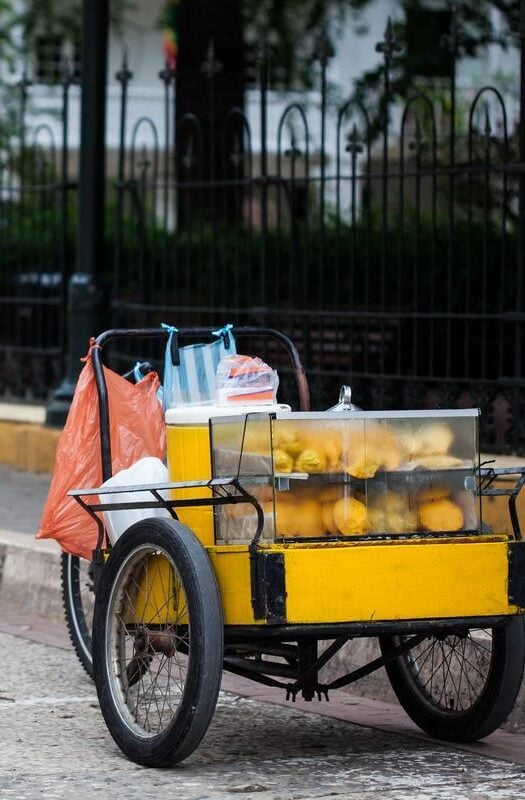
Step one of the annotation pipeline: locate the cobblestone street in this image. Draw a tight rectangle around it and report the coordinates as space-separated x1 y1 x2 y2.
3 629 525 800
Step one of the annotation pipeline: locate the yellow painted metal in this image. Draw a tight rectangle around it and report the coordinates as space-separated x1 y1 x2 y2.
129 553 188 625
208 546 264 626
166 424 214 546
125 537 518 627
208 538 519 626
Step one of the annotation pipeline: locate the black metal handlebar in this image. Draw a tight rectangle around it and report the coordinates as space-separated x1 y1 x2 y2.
91 326 311 483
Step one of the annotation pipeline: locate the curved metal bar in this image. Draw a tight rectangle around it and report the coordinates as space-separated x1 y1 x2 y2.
468 86 509 151
129 116 160 181
276 102 310 177
399 92 437 150
221 106 253 178
177 112 205 180
31 122 58 157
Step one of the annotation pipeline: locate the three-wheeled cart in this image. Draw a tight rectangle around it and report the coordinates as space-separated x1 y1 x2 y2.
70 327 525 767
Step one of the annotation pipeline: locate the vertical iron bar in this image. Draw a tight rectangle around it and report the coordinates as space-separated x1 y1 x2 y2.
446 18 457 383
516 0 525 452
259 48 269 310
115 53 132 322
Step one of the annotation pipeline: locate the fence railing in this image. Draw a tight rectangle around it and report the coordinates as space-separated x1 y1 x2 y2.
0 17 524 452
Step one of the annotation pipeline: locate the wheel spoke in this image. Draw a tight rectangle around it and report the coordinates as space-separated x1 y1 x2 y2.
108 545 192 737
397 629 495 717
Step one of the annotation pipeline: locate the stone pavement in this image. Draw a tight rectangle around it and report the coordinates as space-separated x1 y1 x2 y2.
3 629 525 800
5 463 525 797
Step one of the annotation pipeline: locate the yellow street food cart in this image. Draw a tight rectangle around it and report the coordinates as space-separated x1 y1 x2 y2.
71 327 525 768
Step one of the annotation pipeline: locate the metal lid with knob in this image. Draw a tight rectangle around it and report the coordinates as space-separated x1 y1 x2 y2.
326 385 362 413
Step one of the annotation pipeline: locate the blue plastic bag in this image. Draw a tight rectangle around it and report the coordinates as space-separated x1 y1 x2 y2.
162 323 236 409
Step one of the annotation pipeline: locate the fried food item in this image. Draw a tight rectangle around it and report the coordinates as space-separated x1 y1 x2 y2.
333 497 367 535
295 498 325 538
419 498 464 532
274 448 294 473
275 489 295 503
344 451 381 479
415 423 454 456
295 448 326 474
323 431 343 472
321 502 339 535
415 455 464 470
417 485 451 504
368 505 418 534
318 485 344 503
275 498 296 537
368 492 418 534
274 425 304 458
341 422 401 477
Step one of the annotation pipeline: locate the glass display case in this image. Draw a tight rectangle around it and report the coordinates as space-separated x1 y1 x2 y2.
210 409 481 545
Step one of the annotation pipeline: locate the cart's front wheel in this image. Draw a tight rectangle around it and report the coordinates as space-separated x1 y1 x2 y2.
379 617 525 742
92 518 223 767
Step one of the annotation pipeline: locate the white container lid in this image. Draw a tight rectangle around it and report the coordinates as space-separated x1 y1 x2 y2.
165 403 290 425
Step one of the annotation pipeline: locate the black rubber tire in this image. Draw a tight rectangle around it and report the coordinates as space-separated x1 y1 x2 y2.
61 553 94 679
379 616 525 742
92 518 224 767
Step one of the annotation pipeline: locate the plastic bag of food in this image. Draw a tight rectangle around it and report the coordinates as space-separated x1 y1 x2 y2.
216 354 279 404
37 342 166 559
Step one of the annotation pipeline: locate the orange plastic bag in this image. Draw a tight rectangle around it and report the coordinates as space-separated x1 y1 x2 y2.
37 346 166 559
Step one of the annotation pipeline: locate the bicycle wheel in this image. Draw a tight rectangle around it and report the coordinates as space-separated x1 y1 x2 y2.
92 517 223 767
61 553 95 678
379 617 525 741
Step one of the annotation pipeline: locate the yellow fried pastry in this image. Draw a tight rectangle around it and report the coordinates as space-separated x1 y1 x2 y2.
295 498 325 538
274 448 294 473
275 499 296 537
274 425 303 458
419 498 464 532
415 422 454 456
367 491 418 534
323 431 343 472
368 505 418 534
344 450 381 479
415 455 464 470
333 497 367 535
396 429 418 461
295 448 326 474
274 489 295 503
321 502 339 535
318 485 343 503
417 485 451 504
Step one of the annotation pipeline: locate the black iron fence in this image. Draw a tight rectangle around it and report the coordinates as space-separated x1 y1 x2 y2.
1 18 524 452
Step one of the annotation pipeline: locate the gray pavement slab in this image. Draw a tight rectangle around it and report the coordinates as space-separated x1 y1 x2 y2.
2 630 525 800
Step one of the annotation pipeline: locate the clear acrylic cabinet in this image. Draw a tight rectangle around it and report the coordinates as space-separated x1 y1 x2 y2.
210 409 480 545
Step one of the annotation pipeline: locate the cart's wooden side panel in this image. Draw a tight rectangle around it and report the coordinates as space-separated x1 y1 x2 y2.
208 540 521 626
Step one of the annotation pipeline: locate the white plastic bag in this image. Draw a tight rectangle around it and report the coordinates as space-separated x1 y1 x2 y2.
101 457 170 544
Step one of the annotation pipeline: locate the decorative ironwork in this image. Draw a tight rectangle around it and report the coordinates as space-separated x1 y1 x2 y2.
0 17 524 451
